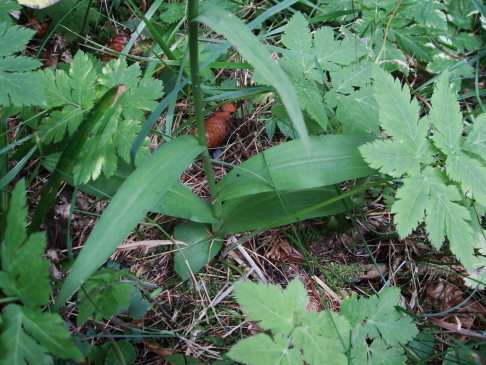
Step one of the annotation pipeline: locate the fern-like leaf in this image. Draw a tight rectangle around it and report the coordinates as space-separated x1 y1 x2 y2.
429 72 463 153
359 70 486 287
391 173 430 237
464 113 486 158
446 151 486 209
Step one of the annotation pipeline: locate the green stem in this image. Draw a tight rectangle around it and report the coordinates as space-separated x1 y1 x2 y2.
0 106 12 240
374 0 402 64
124 0 177 61
188 0 223 231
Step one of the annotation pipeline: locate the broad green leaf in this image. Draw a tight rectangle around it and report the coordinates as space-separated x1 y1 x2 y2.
314 26 368 72
342 288 418 364
42 154 219 224
228 334 303 365
293 330 347 365
69 51 97 108
0 305 52 365
0 55 42 72
447 0 476 30
22 307 83 360
293 311 350 365
0 304 83 363
426 58 474 93
0 2 21 25
446 151 486 208
464 113 486 158
360 288 417 346
173 222 222 281
281 58 329 129
328 62 374 97
388 26 433 63
54 135 205 310
425 169 476 268
106 340 136 365
217 135 377 201
453 33 482 53
0 69 44 107
39 106 85 144
372 67 426 144
2 180 27 273
6 233 51 306
233 280 308 335
281 12 313 73
391 173 430 237
1 180 51 306
77 275 134 325
359 139 421 178
410 0 447 29
34 0 100 41
219 187 351 235
151 182 219 224
40 67 75 110
429 72 464 154
325 62 379 134
331 86 380 135
196 8 310 149
29 84 125 233
0 24 36 57
350 335 408 365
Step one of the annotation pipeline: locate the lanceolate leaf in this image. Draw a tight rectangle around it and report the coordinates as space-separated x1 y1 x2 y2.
174 222 221 281
42 154 219 224
426 170 476 268
464 113 486 158
217 135 377 201
196 8 310 149
372 67 426 144
219 187 351 235
388 26 433 62
446 151 486 208
54 135 205 310
391 173 430 237
281 12 313 72
429 72 463 154
359 140 421 178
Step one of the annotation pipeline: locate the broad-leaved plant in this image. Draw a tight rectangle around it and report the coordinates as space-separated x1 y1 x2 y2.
228 279 418 365
359 69 486 286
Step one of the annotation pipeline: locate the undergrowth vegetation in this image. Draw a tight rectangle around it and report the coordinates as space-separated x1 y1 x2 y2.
1 0 486 364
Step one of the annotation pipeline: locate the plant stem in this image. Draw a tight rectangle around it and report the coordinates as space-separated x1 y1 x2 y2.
374 0 402 64
0 106 12 240
188 0 223 232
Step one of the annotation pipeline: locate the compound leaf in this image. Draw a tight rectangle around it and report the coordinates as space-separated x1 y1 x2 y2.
391 173 430 237
77 273 134 325
314 26 368 72
1 180 51 306
388 26 433 62
429 72 463 154
228 334 303 365
22 307 83 360
446 151 486 209
0 24 44 107
464 113 486 158
233 279 308 335
372 66 426 144
281 12 313 73
359 139 421 178
0 305 52 365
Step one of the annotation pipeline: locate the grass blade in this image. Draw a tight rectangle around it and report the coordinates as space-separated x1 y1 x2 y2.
196 8 310 150
53 135 204 310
